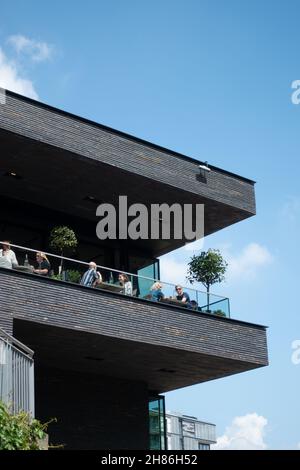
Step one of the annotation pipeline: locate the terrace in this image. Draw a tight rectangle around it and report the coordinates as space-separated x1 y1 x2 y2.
0 242 230 318
0 241 268 394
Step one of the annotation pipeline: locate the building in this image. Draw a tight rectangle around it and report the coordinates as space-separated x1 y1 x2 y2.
0 89 268 449
166 412 216 450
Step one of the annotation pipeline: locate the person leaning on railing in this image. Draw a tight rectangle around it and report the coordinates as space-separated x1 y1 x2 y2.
80 262 102 287
175 285 191 307
0 240 18 268
118 273 133 295
150 282 164 302
33 252 51 276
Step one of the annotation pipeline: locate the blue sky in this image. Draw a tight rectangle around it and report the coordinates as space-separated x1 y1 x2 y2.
0 0 299 449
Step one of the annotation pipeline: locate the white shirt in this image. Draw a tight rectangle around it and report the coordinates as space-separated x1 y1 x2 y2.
0 249 18 266
124 281 133 296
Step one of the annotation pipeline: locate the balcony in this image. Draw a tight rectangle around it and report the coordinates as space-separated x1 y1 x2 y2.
0 243 268 393
0 327 35 415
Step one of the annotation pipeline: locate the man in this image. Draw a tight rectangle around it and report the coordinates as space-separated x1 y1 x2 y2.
80 262 102 287
0 241 18 268
175 285 191 306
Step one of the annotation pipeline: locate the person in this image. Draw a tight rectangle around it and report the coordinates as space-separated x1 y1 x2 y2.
175 285 191 307
190 300 199 311
150 282 164 302
118 273 133 296
33 252 51 276
80 262 102 287
0 241 18 268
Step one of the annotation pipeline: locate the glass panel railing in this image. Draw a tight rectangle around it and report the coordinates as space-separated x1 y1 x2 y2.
0 242 230 318
199 296 230 318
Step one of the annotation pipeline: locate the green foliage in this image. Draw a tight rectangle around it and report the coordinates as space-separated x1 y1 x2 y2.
213 309 226 317
51 269 81 283
65 269 81 283
187 249 227 291
0 401 49 450
49 226 78 254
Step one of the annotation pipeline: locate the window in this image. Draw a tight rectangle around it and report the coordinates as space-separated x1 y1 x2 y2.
182 420 195 436
149 396 166 450
198 443 210 450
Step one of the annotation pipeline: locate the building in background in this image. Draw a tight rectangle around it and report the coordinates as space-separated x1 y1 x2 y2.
166 412 216 450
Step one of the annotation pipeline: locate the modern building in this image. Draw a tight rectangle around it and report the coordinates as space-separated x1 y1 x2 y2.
0 89 268 449
166 412 216 450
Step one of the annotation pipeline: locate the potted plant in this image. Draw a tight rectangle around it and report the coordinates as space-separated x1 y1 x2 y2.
49 226 78 275
65 269 81 284
186 249 227 312
213 309 227 317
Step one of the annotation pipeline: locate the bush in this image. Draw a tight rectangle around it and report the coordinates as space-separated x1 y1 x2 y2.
51 269 81 283
0 401 49 450
213 309 226 317
65 269 81 283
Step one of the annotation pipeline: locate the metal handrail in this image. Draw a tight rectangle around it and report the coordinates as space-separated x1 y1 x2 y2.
0 327 34 358
0 328 35 416
0 241 229 302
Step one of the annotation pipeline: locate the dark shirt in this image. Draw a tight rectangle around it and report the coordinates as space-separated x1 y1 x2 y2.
38 260 51 276
176 291 191 304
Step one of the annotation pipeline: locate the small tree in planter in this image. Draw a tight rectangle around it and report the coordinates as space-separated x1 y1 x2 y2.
49 226 78 275
187 249 227 312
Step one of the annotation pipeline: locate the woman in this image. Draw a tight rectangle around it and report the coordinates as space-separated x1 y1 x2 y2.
33 252 51 276
118 273 133 296
0 241 18 268
150 282 164 302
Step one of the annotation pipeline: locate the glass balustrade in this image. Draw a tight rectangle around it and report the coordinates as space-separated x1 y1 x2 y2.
0 242 230 318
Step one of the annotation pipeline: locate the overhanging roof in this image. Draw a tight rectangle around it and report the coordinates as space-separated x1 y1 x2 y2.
0 90 256 257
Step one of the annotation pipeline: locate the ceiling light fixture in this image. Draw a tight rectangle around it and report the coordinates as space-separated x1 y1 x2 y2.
4 171 22 180
83 195 102 205
198 161 211 175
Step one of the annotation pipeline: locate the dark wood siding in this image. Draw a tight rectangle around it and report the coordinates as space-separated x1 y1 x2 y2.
0 307 13 335
0 269 268 367
0 91 255 214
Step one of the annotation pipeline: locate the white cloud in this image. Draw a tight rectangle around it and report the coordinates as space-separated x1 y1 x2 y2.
280 197 300 223
297 442 300 449
160 242 272 288
212 413 268 450
8 34 52 62
224 242 273 282
0 48 38 99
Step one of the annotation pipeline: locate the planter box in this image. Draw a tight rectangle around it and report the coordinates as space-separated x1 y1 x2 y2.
38 434 49 450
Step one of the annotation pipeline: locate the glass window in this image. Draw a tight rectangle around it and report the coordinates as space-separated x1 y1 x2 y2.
136 259 160 298
149 396 166 450
198 443 210 450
